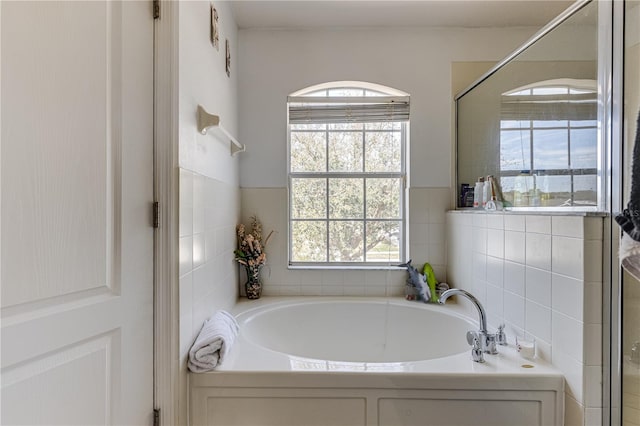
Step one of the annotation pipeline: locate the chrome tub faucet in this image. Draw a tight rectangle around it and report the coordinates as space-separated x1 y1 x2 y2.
438 288 506 361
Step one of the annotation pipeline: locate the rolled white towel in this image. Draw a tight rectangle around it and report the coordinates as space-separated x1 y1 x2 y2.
188 310 239 372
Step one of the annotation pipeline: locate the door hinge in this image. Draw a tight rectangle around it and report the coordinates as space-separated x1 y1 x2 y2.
153 201 160 228
153 409 160 426
153 0 160 19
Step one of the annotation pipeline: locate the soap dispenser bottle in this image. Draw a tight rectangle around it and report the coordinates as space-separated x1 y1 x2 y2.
473 177 484 208
482 176 492 208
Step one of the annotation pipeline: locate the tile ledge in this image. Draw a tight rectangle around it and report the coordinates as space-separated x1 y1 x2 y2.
449 209 607 217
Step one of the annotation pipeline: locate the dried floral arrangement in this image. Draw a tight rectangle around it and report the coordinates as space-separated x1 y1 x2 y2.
234 216 274 268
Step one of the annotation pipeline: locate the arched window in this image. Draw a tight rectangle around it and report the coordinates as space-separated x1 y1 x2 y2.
287 82 409 266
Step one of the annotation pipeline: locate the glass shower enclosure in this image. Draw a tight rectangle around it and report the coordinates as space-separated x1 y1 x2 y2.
619 3 640 426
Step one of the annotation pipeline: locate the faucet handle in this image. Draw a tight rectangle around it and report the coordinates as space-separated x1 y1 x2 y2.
471 336 485 363
484 333 498 354
496 324 507 346
466 330 478 346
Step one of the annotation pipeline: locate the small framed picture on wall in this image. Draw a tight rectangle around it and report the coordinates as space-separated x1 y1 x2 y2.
210 3 219 50
225 39 231 77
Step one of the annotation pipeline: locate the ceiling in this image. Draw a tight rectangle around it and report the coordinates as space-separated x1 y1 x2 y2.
228 0 576 30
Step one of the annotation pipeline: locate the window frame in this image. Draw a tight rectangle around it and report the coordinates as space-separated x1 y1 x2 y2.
287 85 409 268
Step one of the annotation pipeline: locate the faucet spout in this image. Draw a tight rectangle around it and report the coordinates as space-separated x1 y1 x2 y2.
438 288 488 335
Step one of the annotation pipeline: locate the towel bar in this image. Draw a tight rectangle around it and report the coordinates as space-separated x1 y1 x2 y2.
196 105 246 156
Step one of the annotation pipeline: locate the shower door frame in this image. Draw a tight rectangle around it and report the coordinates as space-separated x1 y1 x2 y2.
605 1 626 425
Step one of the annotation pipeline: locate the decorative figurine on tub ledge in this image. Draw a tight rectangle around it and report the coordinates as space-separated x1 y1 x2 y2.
399 260 449 303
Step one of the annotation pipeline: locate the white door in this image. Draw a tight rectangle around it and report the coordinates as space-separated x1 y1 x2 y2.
1 1 154 425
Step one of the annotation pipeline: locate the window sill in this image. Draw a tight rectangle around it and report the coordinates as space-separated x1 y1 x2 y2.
288 265 406 271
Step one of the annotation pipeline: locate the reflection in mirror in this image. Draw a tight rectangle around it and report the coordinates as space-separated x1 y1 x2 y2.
456 0 599 210
499 78 597 207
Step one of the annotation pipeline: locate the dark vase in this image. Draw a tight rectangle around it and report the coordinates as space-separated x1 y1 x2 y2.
244 265 262 299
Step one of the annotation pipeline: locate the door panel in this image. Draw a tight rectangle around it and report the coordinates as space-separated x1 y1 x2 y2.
1 1 115 311
1 1 154 425
2 332 118 425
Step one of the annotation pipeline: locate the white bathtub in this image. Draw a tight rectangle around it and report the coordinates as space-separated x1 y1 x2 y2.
240 298 473 363
191 297 565 426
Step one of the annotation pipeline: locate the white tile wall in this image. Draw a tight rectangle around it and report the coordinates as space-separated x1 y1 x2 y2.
584 408 602 426
526 232 552 270
566 394 585 426
527 215 552 234
504 230 526 264
486 256 504 287
179 169 240 364
585 281 604 324
552 311 584 362
239 187 452 297
552 273 584 320
584 365 603 408
486 213 503 229
504 290 526 330
486 282 504 319
487 229 505 258
526 266 552 306
525 299 552 343
504 214 526 231
472 226 488 254
553 216 585 238
504 261 526 296
554 347 585 401
585 323 602 366
552 236 585 280
446 211 604 426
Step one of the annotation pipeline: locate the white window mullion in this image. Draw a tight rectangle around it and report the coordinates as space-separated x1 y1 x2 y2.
325 125 329 173
325 127 330 262
529 122 534 172
363 177 368 262
567 124 573 206
362 126 367 262
325 177 330 263
401 122 408 263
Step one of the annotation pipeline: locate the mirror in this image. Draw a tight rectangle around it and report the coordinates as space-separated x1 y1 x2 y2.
456 1 598 210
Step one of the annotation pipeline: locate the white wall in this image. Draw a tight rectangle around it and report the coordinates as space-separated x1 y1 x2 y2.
446 211 603 426
179 1 239 185
177 1 240 423
238 26 539 188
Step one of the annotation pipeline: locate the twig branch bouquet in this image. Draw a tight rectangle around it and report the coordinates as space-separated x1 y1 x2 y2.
234 216 273 299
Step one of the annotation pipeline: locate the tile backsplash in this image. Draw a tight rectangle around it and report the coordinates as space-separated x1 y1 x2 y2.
446 211 603 426
239 187 452 297
179 169 240 363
